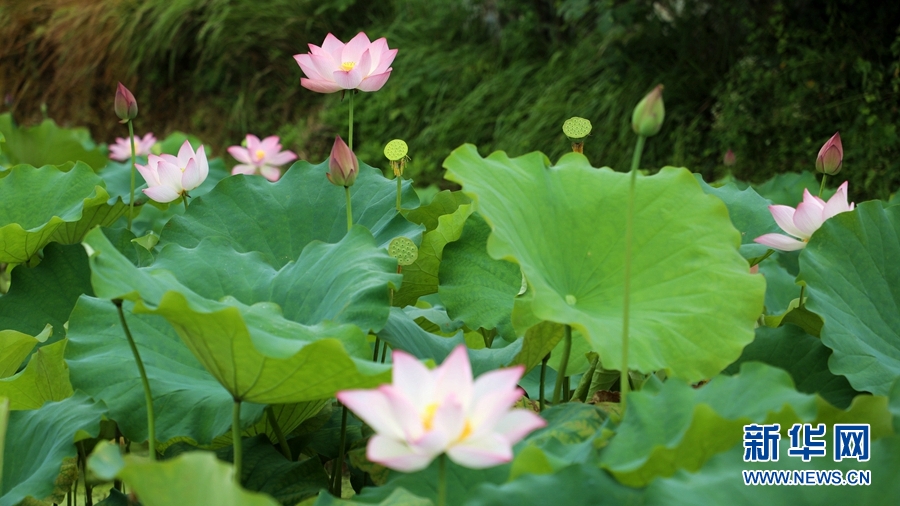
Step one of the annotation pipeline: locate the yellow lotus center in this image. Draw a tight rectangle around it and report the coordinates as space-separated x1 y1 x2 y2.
255 149 266 161
179 166 186 173
422 403 439 431
341 61 356 71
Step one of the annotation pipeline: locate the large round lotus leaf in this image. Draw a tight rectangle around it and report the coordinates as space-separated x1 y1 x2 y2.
0 326 50 378
66 296 265 445
443 146 765 381
83 227 396 404
0 162 127 263
160 160 423 268
799 201 900 395
694 176 779 260
0 339 72 410
1 393 106 506
0 243 93 343
0 113 107 170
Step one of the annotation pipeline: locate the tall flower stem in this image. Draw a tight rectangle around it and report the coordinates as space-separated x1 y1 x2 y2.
344 186 353 232
233 399 242 483
266 406 292 461
818 174 827 198
539 353 549 411
373 337 381 361
622 134 647 410
127 121 136 231
437 454 447 506
332 405 349 496
348 91 355 150
396 176 402 211
114 300 156 460
183 195 189 213
551 325 572 404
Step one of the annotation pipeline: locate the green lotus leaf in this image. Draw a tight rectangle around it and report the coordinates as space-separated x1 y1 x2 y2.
1 393 106 506
89 443 280 506
644 437 900 504
758 260 799 315
394 191 473 307
159 160 423 268
83 227 395 404
753 171 832 207
0 326 50 378
891 378 900 433
212 400 328 448
65 296 265 445
695 176 779 259
725 325 858 408
0 113 107 170
0 243 93 342
443 146 765 381
799 201 900 395
439 213 521 340
467 463 638 506
0 339 72 410
377 307 522 376
600 362 893 486
0 162 127 263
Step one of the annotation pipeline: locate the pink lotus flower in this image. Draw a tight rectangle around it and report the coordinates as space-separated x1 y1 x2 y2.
337 346 546 473
293 32 397 93
816 132 843 175
135 140 209 203
227 134 297 182
754 181 855 251
326 136 358 187
109 133 157 162
115 82 138 123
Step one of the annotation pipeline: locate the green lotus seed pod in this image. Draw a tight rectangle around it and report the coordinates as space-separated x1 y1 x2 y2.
562 117 592 141
388 236 418 266
383 139 409 162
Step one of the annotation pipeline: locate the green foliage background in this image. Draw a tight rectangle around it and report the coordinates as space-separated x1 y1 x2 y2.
1 0 898 198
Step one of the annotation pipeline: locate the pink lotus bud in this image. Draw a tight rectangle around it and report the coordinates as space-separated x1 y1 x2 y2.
115 82 138 123
631 84 665 137
815 132 842 175
723 149 736 166
327 136 358 187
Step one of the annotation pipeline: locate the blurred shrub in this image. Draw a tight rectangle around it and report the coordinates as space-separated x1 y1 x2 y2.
1 0 898 199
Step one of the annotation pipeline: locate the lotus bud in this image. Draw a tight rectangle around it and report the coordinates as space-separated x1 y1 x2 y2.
723 149 736 166
115 82 138 123
327 136 358 187
815 132 842 175
631 84 665 137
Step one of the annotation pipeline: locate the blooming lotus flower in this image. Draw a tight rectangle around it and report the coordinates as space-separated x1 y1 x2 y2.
135 140 209 203
816 132 843 175
754 181 855 251
115 82 138 123
326 136 358 187
227 134 297 182
337 346 546 473
109 133 157 161
293 32 397 93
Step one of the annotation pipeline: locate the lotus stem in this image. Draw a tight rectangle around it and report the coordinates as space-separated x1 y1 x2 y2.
266 406 292 461
345 186 353 232
373 337 381 361
539 353 549 411
437 454 447 506
798 285 806 309
332 405 349 496
621 134 647 410
818 174 827 198
127 120 136 231
396 176 402 211
183 195 189 213
551 325 572 404
233 399 242 483
114 300 156 460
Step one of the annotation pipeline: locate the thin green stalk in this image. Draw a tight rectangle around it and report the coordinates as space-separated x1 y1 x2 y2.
798 285 806 309
380 342 388 363
114 300 156 460
183 195 189 213
818 174 827 198
348 91 354 150
373 337 381 361
551 325 572 404
621 135 647 410
332 405 349 496
233 399 242 484
437 454 447 506
539 353 549 411
345 186 353 232
127 120 136 231
396 176 402 211
266 406 292 461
